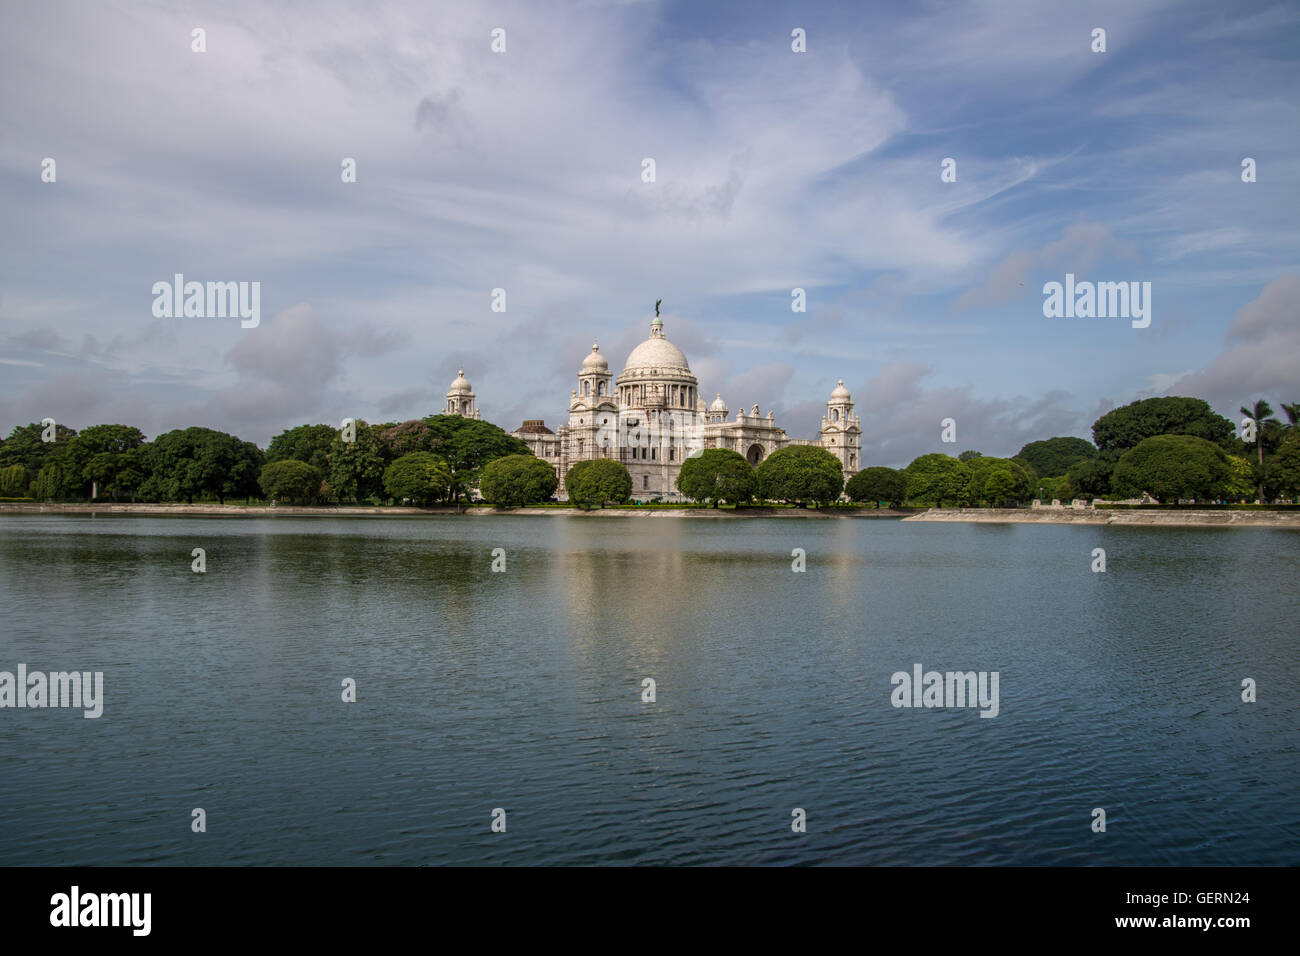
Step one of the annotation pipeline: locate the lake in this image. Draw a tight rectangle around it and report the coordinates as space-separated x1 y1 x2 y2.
1 514 1296 865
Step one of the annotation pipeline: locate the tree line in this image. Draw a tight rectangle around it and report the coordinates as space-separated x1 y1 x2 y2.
0 415 531 505
2 394 1296 508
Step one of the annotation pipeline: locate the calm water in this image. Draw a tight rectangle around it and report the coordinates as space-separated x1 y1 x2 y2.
0 514 1297 866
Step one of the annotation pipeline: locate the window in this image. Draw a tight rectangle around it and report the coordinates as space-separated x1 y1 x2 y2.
583 381 590 395
651 447 656 460
669 447 675 461
578 440 584 454
643 476 649 489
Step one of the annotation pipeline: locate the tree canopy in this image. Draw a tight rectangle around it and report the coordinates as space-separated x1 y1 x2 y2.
675 449 755 506
845 466 906 506
1264 438 1300 499
1015 436 1097 477
140 427 263 504
1093 397 1236 453
382 452 452 507
385 415 532 501
0 422 78 493
903 454 970 506
266 424 337 474
479 454 558 507
1111 434 1231 503
65 424 147 500
328 420 388 503
567 459 632 509
754 445 844 506
962 456 1035 506
259 459 323 504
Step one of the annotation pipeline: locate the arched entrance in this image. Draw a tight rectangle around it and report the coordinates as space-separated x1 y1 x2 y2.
746 443 764 465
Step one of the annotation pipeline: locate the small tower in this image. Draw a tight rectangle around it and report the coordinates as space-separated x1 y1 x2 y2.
820 380 861 476
708 393 728 424
445 369 480 419
576 341 612 402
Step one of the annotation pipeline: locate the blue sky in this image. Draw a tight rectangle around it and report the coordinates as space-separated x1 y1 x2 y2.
1 0 1297 466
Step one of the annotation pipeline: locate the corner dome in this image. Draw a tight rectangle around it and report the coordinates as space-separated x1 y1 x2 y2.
709 393 728 412
581 342 608 371
448 369 472 393
830 379 851 400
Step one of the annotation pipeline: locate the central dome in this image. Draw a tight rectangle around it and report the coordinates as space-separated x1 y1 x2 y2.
622 317 690 373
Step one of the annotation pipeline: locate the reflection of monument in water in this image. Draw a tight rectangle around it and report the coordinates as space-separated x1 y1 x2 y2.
447 311 862 501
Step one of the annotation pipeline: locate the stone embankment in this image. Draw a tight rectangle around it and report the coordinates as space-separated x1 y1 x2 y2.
0 502 913 519
905 508 1300 527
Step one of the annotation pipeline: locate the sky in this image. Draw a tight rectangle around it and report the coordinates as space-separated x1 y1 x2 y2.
1 0 1297 467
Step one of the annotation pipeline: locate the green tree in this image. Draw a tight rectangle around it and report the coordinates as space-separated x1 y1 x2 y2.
755 445 844 506
963 456 1035 506
904 453 971 506
140 427 258 503
567 459 633 509
328 420 389 502
1093 396 1236 454
226 441 265 503
1224 455 1257 502
1015 436 1097 477
65 424 147 500
379 418 435 457
480 454 559 507
83 447 146 501
675 449 755 506
1263 438 1300 500
33 462 68 500
1065 453 1117 499
258 459 323 504
957 450 982 462
382 415 530 503
382 452 452 507
0 464 29 497
1111 435 1231 503
266 424 337 474
845 466 906 507
1239 399 1279 501
1035 474 1073 502
0 422 77 479
1280 402 1300 434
